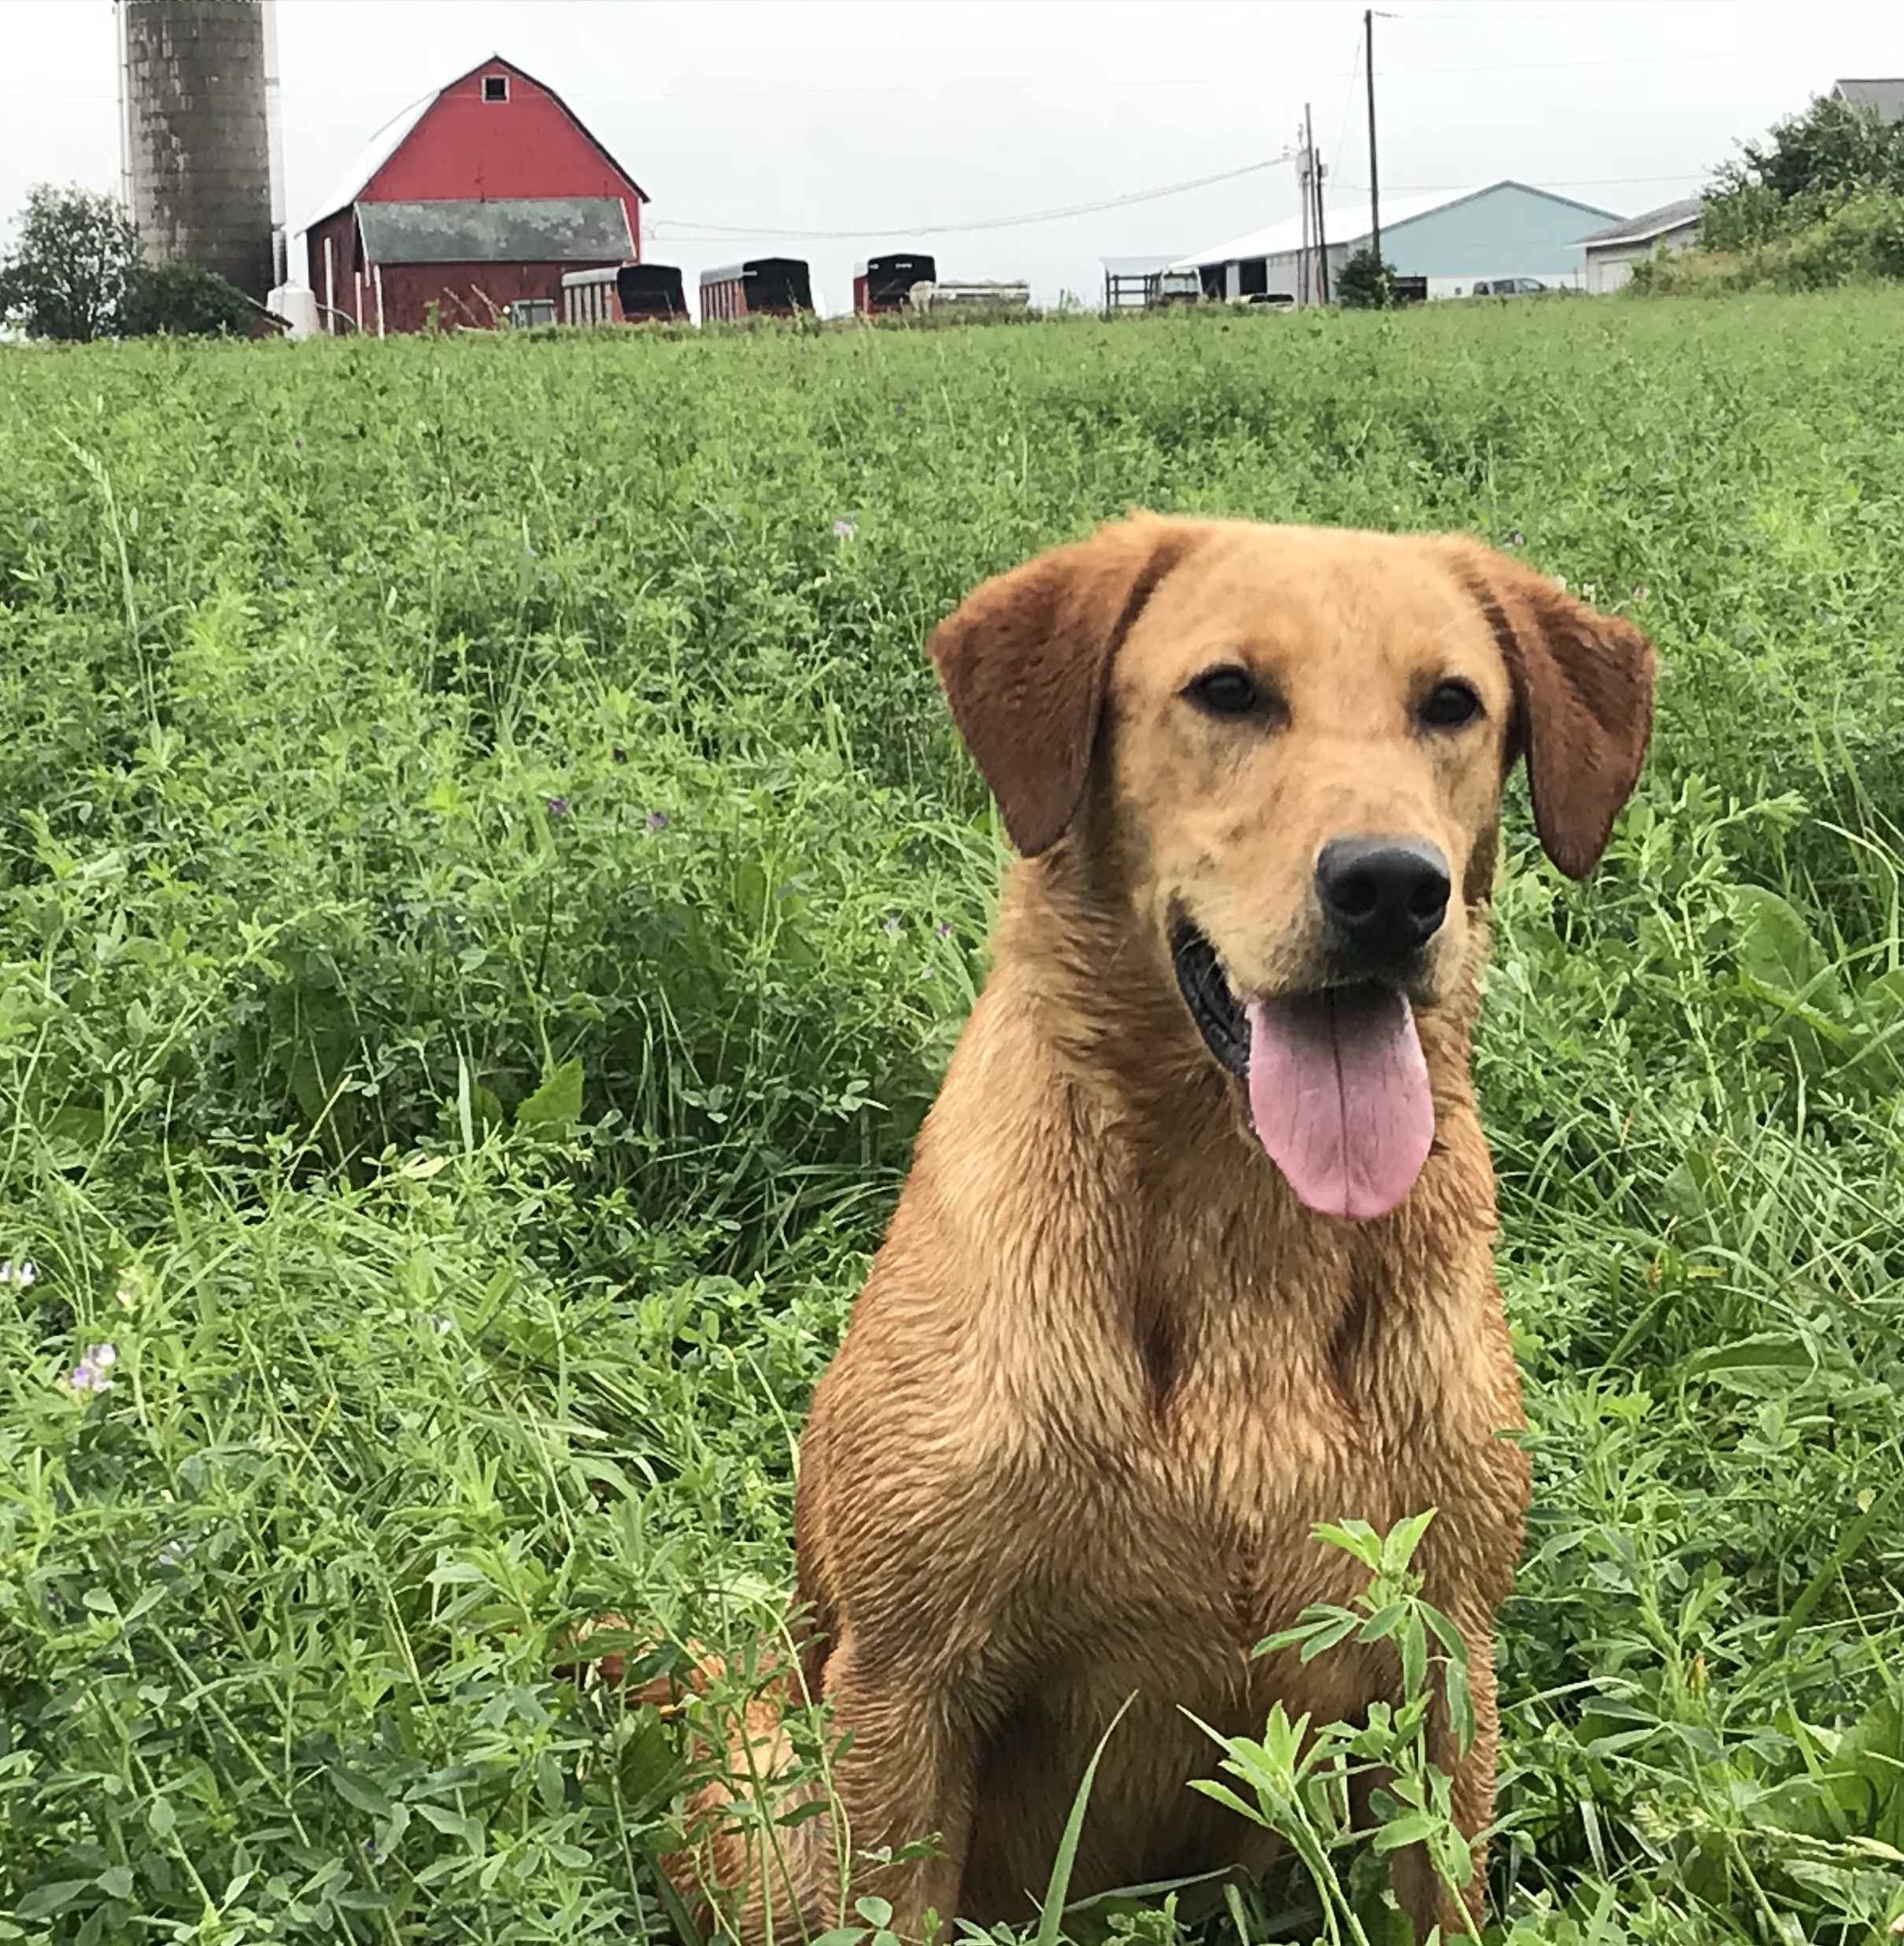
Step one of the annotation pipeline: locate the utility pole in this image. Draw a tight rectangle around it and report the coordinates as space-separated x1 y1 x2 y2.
1297 110 1313 306
1302 102 1332 305
1364 6 1382 300
1315 141 1331 304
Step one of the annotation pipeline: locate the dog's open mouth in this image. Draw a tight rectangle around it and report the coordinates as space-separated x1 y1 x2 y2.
1170 919 1434 1223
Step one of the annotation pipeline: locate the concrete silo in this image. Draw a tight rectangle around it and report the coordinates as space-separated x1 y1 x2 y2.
117 0 278 300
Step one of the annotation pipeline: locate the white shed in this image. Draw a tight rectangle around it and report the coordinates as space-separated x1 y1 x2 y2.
1578 198 1703 294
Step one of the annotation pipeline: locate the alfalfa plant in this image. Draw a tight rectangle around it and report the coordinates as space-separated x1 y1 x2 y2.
1191 1511 1482 1946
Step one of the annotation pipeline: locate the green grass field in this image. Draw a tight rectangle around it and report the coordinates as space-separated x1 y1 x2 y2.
2 294 1902 1945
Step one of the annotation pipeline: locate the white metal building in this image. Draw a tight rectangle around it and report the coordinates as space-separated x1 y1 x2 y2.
1578 198 1704 294
1172 180 1619 304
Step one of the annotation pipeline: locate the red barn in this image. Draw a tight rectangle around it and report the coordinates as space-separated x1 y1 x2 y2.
301 54 648 334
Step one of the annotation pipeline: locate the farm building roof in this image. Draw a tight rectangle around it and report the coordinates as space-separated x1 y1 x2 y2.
1578 198 1703 249
1172 186 1489 267
1171 180 1617 268
299 54 648 235
356 197 633 265
305 91 436 234
1833 77 1904 120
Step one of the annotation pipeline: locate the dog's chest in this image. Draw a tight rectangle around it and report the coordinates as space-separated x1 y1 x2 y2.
1031 1277 1493 1654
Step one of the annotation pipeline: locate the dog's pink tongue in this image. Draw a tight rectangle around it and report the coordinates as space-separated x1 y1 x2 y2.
1244 989 1433 1221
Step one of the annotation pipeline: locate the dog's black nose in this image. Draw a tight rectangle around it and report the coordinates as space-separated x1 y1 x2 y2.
1314 838 1451 962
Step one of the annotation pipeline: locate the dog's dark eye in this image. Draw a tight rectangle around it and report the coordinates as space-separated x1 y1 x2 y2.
1185 666 1263 719
1419 680 1482 730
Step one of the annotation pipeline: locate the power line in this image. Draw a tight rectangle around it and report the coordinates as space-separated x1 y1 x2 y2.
650 151 1298 242
1372 47 1765 76
1332 172 1706 191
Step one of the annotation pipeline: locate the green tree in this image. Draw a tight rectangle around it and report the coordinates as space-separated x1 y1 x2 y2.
1334 246 1395 309
122 261 253 338
0 183 140 342
1705 93 1904 250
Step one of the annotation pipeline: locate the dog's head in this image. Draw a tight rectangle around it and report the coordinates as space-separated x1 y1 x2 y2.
929 514 1654 1223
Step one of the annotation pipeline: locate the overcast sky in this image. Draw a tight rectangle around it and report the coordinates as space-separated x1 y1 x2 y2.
2 0 1898 310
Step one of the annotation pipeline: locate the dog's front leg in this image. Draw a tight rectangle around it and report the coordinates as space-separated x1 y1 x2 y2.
823 1631 976 1944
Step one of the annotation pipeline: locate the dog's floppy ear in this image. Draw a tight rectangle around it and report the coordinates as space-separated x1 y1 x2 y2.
929 515 1199 856
1436 539 1657 880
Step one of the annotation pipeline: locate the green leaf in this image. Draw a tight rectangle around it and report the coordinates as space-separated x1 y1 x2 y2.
1400 1611 1428 1699
1299 1612 1361 1662
1420 1601 1469 1662
1684 1333 1817 1393
1372 1810 1443 1852
1444 1656 1476 1753
535 1748 566 1815
1035 1694 1135 1946
1381 1508 1437 1575
412 1800 484 1847
14 1883 90 1922
1312 1519 1383 1569
1255 1602 1357 1658
1185 1778 1266 1826
330 1767 393 1818
1733 885 1841 1006
516 1056 583 1134
1358 1600 1410 1643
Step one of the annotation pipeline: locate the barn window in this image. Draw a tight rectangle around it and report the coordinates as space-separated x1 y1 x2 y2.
482 74 508 102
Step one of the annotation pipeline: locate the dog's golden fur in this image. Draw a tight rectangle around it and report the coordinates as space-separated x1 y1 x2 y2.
636 516 1654 1942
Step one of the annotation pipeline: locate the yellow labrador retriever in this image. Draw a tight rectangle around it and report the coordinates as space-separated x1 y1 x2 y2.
642 515 1654 1942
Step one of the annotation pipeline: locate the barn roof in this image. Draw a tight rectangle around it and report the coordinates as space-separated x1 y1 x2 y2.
300 54 648 235
1171 180 1617 268
305 90 436 235
357 197 634 265
1578 198 1703 249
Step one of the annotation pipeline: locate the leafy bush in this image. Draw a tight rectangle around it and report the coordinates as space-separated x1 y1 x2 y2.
1705 93 1904 250
1630 189 1904 295
0 183 139 342
121 260 254 339
1335 246 1396 309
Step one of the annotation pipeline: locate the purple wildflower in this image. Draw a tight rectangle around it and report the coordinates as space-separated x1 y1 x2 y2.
935 921 952 938
645 811 670 832
547 796 571 819
65 1342 116 1395
832 519 858 538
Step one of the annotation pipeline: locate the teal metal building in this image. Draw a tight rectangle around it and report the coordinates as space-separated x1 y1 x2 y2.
1174 180 1621 302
